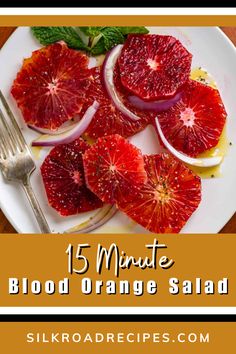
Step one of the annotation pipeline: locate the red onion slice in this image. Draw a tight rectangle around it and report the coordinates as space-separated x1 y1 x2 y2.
32 101 99 147
155 117 223 167
102 44 141 122
64 204 117 233
28 120 79 135
128 91 182 112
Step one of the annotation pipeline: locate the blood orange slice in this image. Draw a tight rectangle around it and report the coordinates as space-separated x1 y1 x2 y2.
113 63 156 120
11 42 91 130
118 153 201 233
81 67 151 139
156 79 227 157
41 138 103 216
118 34 192 101
83 134 147 204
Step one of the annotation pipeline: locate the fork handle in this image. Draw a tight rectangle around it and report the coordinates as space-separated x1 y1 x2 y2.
21 178 51 233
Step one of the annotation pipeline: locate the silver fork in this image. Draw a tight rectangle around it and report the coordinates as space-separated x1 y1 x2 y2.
0 90 51 233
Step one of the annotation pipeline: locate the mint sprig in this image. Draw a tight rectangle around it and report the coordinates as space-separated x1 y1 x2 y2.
31 26 149 55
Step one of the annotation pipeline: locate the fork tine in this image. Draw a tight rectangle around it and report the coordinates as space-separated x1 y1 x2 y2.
0 90 26 151
0 133 7 160
0 107 19 155
0 117 12 159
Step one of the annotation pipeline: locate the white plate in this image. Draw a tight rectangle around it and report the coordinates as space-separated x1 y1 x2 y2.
0 26 236 234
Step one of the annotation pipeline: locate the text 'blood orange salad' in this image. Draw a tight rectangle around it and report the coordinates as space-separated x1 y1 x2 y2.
83 134 147 204
11 42 91 130
118 153 201 233
41 138 103 216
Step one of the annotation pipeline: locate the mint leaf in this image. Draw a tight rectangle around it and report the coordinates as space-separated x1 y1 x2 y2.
91 37 106 55
31 27 88 50
79 26 148 41
91 27 125 55
117 26 149 35
90 27 149 55
78 27 104 38
102 27 125 51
